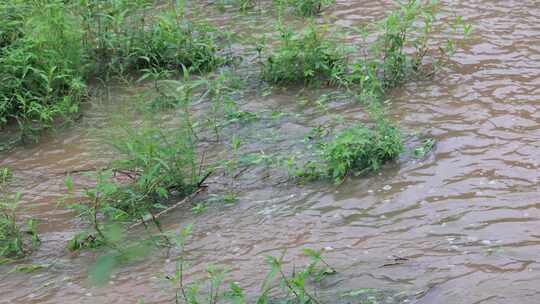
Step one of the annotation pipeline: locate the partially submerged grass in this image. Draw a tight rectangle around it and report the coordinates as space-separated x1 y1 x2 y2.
0 2 472 301
287 0 335 17
321 118 402 182
0 167 40 259
262 23 347 85
298 109 403 183
348 0 471 100
65 109 204 250
87 224 338 304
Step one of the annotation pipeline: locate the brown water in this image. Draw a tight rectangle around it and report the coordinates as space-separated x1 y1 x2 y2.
1 1 540 303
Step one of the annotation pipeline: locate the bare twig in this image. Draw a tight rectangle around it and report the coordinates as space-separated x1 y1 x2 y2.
128 187 205 230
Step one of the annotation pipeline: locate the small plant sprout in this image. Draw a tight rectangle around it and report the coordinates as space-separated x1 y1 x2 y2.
413 138 435 158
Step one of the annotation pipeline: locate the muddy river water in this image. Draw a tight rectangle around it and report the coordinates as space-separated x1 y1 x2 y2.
1 1 540 303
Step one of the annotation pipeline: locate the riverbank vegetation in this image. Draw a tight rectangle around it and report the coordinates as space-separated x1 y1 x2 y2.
0 0 224 142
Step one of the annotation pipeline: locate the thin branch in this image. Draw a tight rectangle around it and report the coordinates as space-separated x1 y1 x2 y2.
128 187 205 230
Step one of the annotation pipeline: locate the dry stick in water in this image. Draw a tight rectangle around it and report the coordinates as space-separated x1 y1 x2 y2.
128 187 206 230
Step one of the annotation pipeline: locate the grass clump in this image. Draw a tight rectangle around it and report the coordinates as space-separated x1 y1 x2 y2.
66 98 205 250
262 23 347 85
0 167 40 259
299 113 403 183
287 0 335 16
79 0 223 75
322 120 402 182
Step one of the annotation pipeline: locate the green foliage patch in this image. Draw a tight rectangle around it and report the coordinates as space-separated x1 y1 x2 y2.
0 167 40 259
262 23 347 85
0 0 225 141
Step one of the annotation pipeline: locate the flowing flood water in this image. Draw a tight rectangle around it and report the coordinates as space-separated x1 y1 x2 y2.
1 1 540 303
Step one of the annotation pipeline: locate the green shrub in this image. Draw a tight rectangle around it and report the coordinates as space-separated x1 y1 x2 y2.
322 120 402 182
299 115 403 183
262 23 347 85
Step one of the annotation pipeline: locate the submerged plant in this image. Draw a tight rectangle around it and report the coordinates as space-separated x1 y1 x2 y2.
413 137 435 158
298 109 403 183
66 104 206 250
0 167 39 258
348 0 471 99
164 225 336 304
262 23 347 85
287 0 335 16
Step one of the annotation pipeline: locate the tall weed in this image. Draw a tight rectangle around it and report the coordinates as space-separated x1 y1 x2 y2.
262 23 347 85
0 167 40 259
349 0 471 98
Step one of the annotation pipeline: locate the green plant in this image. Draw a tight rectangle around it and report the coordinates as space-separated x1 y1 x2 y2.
66 102 206 250
256 249 336 304
0 0 86 140
323 120 402 182
66 170 124 250
0 167 11 184
0 0 227 142
413 137 435 158
223 98 258 125
191 203 208 215
133 11 222 73
0 169 39 258
298 113 403 183
138 67 177 110
287 0 335 17
164 225 336 304
348 0 471 99
262 23 347 85
237 0 257 11
77 0 224 75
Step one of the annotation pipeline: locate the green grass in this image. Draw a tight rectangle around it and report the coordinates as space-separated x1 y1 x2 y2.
0 167 39 258
322 119 403 182
297 110 403 183
347 0 471 100
0 1 86 140
288 0 335 16
0 0 225 142
262 23 347 85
